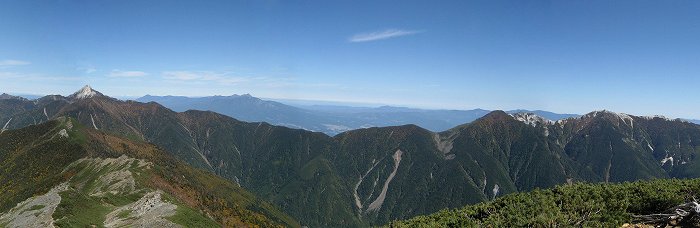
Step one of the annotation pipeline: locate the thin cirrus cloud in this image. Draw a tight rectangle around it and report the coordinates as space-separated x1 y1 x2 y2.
0 59 30 67
348 29 423 42
77 66 97 74
161 71 334 88
162 71 250 85
109 70 148 77
0 71 81 81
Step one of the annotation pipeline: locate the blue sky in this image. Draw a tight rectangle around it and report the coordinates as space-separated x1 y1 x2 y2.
1 1 699 118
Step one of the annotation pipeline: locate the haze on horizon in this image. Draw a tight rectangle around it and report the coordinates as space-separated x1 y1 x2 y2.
1 1 699 119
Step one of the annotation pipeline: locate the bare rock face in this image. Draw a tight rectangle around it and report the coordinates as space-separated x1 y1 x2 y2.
0 183 68 228
58 129 68 138
632 201 700 227
103 191 181 228
366 149 403 212
65 155 151 197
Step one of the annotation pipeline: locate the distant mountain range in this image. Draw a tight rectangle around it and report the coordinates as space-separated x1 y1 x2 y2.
136 94 580 135
3 86 700 227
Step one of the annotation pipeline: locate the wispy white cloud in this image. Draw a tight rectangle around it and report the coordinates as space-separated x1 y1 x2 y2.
84 67 97 74
348 29 423 42
263 80 339 89
162 71 249 85
161 70 340 89
77 66 97 74
0 72 21 78
0 59 30 67
0 71 81 81
109 70 148 77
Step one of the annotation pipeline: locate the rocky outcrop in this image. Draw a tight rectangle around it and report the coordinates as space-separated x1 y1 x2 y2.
0 183 68 228
104 191 180 228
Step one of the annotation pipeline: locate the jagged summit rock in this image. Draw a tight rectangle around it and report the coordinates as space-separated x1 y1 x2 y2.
510 112 554 127
69 85 104 100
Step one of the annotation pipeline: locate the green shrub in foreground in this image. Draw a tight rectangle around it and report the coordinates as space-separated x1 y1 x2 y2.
389 178 700 227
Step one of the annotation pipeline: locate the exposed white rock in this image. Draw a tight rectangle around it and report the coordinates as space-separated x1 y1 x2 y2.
641 115 672 121
584 110 635 128
492 184 500 200
103 191 180 228
434 133 459 160
433 133 454 154
510 113 553 127
0 183 68 228
58 129 68 138
585 110 688 124
1 117 11 133
233 176 241 187
360 175 380 206
354 159 382 212
555 118 570 126
65 119 73 130
64 156 150 197
91 169 137 197
367 149 403 212
661 155 674 166
72 85 98 99
90 114 98 130
584 110 616 118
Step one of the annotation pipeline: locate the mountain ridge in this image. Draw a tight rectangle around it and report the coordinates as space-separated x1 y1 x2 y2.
136 94 583 135
2 86 700 226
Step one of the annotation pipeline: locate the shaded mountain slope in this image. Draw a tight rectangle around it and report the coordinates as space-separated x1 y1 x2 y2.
0 118 298 227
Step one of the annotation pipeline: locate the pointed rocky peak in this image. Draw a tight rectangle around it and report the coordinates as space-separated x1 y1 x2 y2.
480 110 511 120
239 93 261 101
69 85 104 100
582 110 633 121
510 112 554 127
579 110 636 128
471 110 513 125
583 110 628 118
